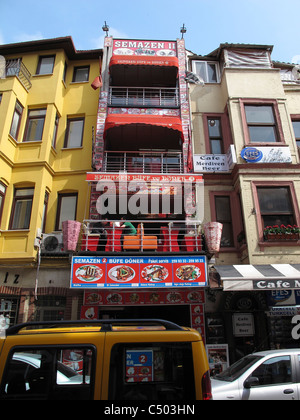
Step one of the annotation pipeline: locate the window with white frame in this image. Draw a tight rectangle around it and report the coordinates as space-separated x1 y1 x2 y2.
192 61 220 83
55 193 78 230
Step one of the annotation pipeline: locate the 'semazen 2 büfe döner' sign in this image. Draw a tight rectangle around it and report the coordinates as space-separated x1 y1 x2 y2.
70 256 207 289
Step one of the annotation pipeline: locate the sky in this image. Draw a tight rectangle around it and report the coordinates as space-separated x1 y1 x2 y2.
0 0 300 64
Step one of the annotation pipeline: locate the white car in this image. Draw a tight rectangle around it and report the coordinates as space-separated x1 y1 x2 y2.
211 349 300 400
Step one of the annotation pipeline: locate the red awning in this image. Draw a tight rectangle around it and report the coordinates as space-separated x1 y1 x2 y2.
104 114 184 138
109 55 179 69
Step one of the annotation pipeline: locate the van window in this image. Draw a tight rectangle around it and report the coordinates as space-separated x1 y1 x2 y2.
108 342 195 400
0 347 95 400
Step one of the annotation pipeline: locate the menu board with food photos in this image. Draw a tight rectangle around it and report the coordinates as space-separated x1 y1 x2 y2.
83 288 204 308
71 256 207 289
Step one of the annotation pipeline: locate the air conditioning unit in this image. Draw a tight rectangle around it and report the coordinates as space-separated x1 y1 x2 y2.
41 233 64 254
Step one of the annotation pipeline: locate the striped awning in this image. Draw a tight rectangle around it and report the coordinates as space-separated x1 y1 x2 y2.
216 264 300 291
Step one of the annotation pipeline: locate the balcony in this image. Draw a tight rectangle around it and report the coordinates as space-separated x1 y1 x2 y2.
5 59 32 90
103 151 183 174
108 87 179 108
80 220 203 254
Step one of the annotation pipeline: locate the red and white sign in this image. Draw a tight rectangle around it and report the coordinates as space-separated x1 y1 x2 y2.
113 39 177 56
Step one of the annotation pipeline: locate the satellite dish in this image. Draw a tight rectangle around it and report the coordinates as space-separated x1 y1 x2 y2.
292 65 300 81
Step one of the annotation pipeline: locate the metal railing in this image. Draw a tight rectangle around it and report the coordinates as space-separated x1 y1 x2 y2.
5 59 32 90
108 86 179 108
103 151 183 174
81 220 203 253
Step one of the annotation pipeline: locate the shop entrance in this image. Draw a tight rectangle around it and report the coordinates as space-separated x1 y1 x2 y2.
99 305 191 327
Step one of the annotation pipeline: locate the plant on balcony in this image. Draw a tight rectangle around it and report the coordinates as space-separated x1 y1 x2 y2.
263 224 300 241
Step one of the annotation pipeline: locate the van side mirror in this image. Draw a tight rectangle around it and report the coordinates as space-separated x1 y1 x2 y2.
244 376 259 389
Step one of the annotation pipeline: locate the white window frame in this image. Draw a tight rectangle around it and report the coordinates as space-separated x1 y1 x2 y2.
192 60 220 83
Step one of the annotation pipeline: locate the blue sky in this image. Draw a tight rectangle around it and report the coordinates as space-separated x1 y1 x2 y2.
0 0 299 63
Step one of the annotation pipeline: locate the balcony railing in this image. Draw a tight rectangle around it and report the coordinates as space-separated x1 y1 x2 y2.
81 220 203 253
5 59 32 90
108 86 179 108
103 151 183 174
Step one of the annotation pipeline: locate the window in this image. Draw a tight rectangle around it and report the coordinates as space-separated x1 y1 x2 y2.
64 118 84 148
9 100 23 140
215 196 234 247
33 296 66 321
192 61 219 83
10 188 34 230
6 58 21 77
24 109 46 142
36 55 55 75
257 186 295 228
240 100 284 145
207 118 224 154
52 114 59 148
0 183 7 224
72 66 90 83
245 105 278 143
248 356 292 387
253 181 300 246
56 193 78 230
0 297 19 329
292 120 300 148
0 347 95 400
108 342 195 400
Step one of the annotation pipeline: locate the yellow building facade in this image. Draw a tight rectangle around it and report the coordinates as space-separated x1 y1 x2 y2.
0 37 102 323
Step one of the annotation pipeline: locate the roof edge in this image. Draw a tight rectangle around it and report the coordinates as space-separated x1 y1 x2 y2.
0 36 102 60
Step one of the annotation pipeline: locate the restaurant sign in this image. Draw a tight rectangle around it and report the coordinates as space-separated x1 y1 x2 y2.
113 39 177 56
70 256 207 289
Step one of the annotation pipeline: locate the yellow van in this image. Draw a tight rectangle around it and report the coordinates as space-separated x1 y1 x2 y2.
0 319 211 401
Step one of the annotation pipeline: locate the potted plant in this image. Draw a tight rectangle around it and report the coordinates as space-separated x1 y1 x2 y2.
263 224 300 241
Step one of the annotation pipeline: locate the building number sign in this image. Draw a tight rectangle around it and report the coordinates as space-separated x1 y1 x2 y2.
1 272 20 285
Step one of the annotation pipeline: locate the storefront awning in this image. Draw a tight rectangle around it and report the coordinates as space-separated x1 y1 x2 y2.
109 55 179 69
216 264 300 291
104 115 184 139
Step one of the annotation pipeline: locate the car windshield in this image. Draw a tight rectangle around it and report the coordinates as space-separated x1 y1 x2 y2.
214 355 263 382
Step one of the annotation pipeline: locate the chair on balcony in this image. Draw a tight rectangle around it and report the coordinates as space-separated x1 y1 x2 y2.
105 225 123 252
123 224 158 251
158 226 180 252
182 235 202 252
81 234 100 252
